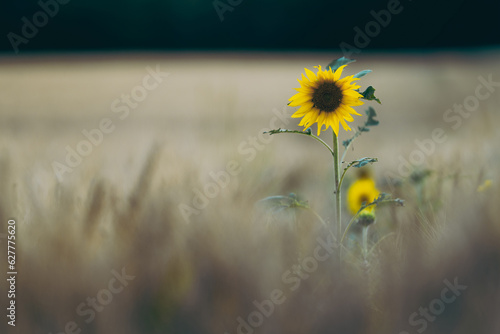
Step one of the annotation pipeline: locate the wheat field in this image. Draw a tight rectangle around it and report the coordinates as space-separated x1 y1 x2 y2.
0 52 500 334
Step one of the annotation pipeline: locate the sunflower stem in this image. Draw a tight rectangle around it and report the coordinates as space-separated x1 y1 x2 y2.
340 130 361 165
362 226 369 260
341 215 358 245
368 232 395 257
333 130 342 260
340 198 401 245
265 129 334 156
338 161 355 194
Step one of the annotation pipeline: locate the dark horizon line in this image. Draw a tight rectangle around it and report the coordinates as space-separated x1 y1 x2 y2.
1 45 500 58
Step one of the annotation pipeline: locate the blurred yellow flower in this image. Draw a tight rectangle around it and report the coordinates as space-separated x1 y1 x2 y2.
289 64 364 136
477 179 492 192
347 177 380 215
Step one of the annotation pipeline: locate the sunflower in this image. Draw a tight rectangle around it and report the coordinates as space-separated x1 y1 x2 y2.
289 64 364 136
347 177 380 216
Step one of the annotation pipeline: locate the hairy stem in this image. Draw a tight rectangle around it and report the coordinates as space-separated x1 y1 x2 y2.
333 130 342 259
362 226 369 260
265 129 334 157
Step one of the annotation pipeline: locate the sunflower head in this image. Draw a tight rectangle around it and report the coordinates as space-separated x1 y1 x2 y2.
358 210 376 227
347 177 380 216
289 64 364 136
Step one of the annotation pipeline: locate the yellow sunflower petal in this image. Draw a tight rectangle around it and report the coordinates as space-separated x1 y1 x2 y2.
289 92 305 100
338 107 354 122
289 95 312 107
333 65 347 81
342 96 364 106
298 111 318 127
291 102 314 117
341 89 359 96
304 68 317 82
289 62 366 136
347 178 380 215
339 117 352 131
315 112 328 136
295 86 314 93
344 105 362 116
331 114 340 136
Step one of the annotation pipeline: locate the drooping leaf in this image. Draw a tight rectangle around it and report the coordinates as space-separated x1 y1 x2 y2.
341 108 378 148
365 107 379 126
360 86 381 104
357 192 405 214
254 193 309 226
351 157 378 168
257 193 309 210
353 70 372 79
327 57 356 72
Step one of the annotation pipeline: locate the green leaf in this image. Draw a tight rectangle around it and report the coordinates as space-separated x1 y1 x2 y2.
327 57 355 72
264 128 311 135
255 193 309 226
353 70 372 79
257 193 309 210
358 193 405 213
409 169 432 184
341 107 378 149
351 157 378 168
360 86 381 104
365 107 379 126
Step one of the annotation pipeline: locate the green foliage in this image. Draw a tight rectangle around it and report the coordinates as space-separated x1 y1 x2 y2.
271 58 404 256
342 107 379 148
364 107 379 127
410 169 432 184
265 128 308 135
353 70 372 79
360 86 381 104
341 192 405 245
362 193 405 211
327 57 356 72
326 58 372 79
255 193 310 226
350 157 378 168
257 193 309 210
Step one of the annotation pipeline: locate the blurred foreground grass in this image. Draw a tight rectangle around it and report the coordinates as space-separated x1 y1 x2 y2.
0 52 499 333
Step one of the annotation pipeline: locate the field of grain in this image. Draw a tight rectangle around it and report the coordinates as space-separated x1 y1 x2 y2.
0 52 499 334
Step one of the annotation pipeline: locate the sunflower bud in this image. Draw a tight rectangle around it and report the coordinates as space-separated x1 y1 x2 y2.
357 210 376 227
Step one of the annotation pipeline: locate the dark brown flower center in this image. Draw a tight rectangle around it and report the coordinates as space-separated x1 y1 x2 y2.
360 194 370 205
312 81 343 112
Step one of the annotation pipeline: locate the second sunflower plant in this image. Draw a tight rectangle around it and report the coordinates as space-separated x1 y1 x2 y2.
264 57 403 260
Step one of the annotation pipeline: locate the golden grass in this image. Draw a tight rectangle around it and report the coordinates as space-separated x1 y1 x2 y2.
0 52 499 333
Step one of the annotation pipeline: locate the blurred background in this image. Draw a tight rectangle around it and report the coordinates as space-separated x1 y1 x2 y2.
1 1 500 334
1 0 500 52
